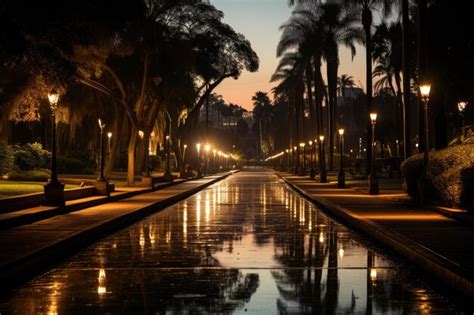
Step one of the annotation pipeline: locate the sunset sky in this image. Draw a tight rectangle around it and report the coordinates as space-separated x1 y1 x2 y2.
211 0 366 111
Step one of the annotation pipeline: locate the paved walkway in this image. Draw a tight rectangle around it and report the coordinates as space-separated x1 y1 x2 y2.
280 172 474 298
1 170 469 313
0 173 231 286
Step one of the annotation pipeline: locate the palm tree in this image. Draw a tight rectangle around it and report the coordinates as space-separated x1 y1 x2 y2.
277 10 323 142
315 1 362 170
372 22 403 145
337 74 355 100
252 91 273 159
345 0 394 174
271 52 306 171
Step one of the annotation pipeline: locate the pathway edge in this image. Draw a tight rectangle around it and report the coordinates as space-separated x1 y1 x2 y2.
277 173 474 299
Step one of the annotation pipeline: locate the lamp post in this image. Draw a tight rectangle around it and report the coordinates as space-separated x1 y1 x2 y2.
107 132 112 154
417 84 431 204
458 101 468 135
196 143 202 177
95 119 111 194
419 85 431 168
43 92 65 206
369 113 379 195
138 130 150 178
183 144 188 165
285 149 290 171
319 135 327 183
299 142 306 175
314 139 319 173
309 141 316 179
212 149 217 173
293 146 297 174
98 119 106 180
164 135 173 181
338 128 345 188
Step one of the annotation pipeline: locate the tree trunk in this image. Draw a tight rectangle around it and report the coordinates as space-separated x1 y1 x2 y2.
127 126 138 186
105 106 125 175
417 0 428 153
394 72 404 148
363 7 373 175
305 66 316 137
327 55 338 171
402 0 412 159
313 57 325 136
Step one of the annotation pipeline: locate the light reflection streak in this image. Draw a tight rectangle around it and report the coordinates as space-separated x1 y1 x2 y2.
196 195 201 232
205 191 211 224
139 227 145 247
183 205 188 243
98 269 106 296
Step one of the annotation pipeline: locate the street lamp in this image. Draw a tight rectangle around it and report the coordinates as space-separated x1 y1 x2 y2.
107 132 112 154
458 101 468 134
293 146 297 174
395 139 400 158
319 135 327 183
285 149 290 171
196 143 202 177
94 119 111 194
419 85 431 168
314 139 319 173
98 119 106 180
183 144 188 165
138 130 150 178
418 84 431 204
299 142 306 175
369 113 379 195
164 135 172 181
43 91 65 206
338 128 345 188
309 141 315 180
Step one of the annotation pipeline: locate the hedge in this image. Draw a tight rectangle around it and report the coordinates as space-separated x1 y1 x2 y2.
0 142 14 175
401 144 474 210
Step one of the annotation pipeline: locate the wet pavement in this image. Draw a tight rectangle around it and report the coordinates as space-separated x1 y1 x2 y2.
0 171 471 314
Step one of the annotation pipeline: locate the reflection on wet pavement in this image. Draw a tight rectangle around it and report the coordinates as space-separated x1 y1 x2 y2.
0 171 470 313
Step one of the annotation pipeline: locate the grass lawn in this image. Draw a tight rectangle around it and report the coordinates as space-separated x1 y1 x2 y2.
0 181 79 199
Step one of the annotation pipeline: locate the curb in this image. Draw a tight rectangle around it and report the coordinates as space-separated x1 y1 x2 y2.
0 179 189 229
277 173 474 299
0 173 232 289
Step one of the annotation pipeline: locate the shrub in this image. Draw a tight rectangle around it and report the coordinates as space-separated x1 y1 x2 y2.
0 142 14 175
401 144 474 209
13 142 51 171
8 169 51 181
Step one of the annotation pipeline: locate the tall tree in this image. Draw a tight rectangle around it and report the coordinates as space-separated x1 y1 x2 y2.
252 91 273 159
345 0 394 174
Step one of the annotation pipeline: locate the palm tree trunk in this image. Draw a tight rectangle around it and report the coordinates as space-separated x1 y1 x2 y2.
313 57 324 136
394 72 404 149
327 57 338 171
363 7 374 175
305 66 316 137
417 0 428 154
402 0 412 159
294 92 301 170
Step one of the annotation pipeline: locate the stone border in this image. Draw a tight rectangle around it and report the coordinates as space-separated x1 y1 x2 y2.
278 173 474 299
